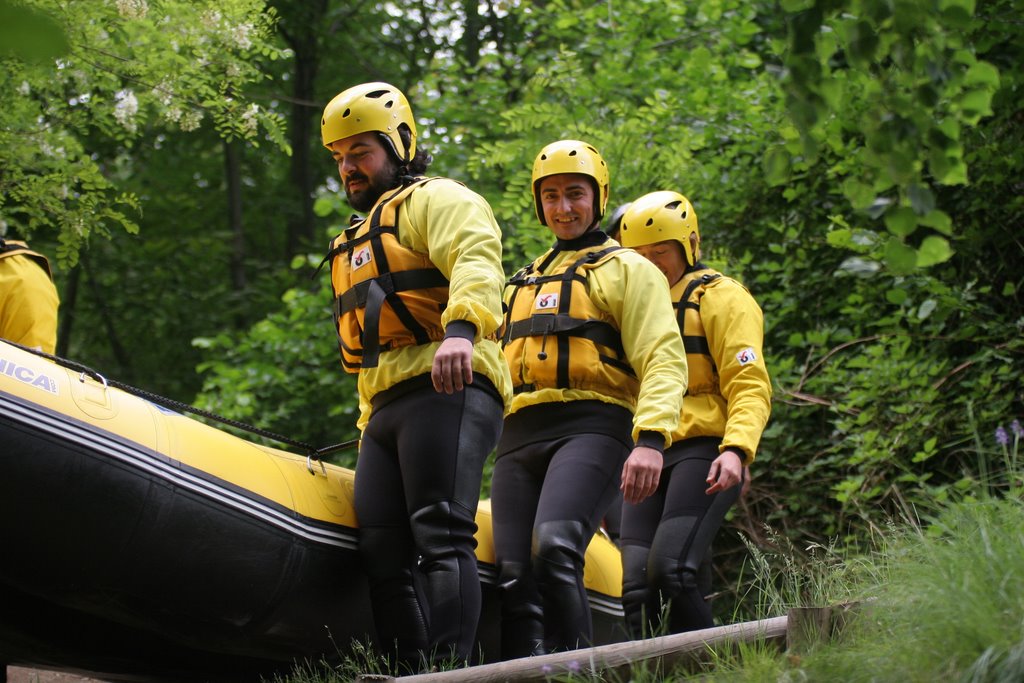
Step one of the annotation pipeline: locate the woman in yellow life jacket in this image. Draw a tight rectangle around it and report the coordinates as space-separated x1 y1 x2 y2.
321 82 511 673
0 237 59 354
617 190 772 637
491 141 688 658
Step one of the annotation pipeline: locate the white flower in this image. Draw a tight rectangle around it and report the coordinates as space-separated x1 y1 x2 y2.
18 81 30 95
231 23 253 50
240 103 259 135
151 79 174 106
115 0 149 20
180 110 204 132
114 89 139 133
201 10 222 29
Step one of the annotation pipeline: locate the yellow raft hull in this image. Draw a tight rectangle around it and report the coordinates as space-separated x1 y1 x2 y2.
0 340 625 681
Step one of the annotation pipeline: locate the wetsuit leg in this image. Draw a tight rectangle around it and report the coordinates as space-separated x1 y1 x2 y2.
491 443 546 659
648 455 741 633
354 430 427 673
356 380 503 669
602 489 624 546
619 484 667 639
532 434 628 652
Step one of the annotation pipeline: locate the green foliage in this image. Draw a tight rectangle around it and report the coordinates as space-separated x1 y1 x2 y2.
194 258 361 468
776 0 1001 272
0 0 288 265
795 499 1024 682
193 0 1023 578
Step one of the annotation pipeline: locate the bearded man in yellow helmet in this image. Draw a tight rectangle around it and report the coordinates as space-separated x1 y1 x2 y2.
320 82 511 672
490 141 688 657
617 191 772 637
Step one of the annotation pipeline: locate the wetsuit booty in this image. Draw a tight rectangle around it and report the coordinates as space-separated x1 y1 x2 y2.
621 543 660 639
496 559 545 659
358 524 429 670
533 519 591 652
409 500 481 664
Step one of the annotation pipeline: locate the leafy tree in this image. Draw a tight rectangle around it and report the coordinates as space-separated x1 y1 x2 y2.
0 0 288 263
5 0 1015 625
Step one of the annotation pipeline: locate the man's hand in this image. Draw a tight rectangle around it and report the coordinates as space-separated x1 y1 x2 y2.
620 446 663 505
706 450 743 495
431 337 474 393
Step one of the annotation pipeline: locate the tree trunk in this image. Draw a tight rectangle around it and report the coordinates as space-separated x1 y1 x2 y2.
56 264 79 358
285 52 320 259
224 138 247 303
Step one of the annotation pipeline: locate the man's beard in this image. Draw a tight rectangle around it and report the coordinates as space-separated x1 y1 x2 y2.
345 157 400 212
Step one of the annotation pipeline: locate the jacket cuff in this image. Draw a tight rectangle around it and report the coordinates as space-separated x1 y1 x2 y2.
444 320 477 341
635 430 665 453
722 446 750 466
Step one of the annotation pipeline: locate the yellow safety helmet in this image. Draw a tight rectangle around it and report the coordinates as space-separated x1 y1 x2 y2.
531 140 610 226
619 190 700 267
321 82 416 163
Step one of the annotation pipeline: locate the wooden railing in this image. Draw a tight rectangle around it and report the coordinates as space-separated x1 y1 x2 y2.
356 614 789 682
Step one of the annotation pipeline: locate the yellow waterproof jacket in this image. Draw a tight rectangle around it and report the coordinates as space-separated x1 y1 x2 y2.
0 240 59 354
502 234 687 447
670 266 772 464
326 177 511 431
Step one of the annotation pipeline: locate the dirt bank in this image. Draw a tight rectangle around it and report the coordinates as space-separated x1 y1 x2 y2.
6 666 109 683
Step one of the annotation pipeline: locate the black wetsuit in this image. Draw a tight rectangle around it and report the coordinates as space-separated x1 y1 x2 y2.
491 400 632 657
354 374 503 671
619 436 741 636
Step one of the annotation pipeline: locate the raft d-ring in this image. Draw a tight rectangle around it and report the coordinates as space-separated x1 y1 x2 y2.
306 453 327 477
79 371 108 389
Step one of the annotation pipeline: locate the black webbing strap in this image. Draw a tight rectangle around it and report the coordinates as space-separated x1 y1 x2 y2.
503 315 626 357
336 269 449 316
0 239 52 278
673 269 721 384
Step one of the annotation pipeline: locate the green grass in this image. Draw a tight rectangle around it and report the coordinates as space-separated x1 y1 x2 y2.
272 495 1024 682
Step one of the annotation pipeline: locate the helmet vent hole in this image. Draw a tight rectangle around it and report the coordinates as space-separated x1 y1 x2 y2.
665 201 682 210
681 211 688 219
540 154 548 160
384 100 394 109
645 218 654 226
366 89 389 99
568 150 578 156
342 108 351 118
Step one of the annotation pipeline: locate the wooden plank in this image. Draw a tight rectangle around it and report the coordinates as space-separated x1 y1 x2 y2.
379 616 788 682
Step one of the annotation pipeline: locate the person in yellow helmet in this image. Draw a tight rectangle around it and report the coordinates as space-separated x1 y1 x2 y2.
0 236 59 354
320 82 511 672
491 141 688 657
617 190 772 637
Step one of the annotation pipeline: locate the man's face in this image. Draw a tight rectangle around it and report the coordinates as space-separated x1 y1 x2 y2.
539 173 596 241
633 239 688 285
329 132 399 212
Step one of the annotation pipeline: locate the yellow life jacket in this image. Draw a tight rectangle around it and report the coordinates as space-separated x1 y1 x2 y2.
0 240 53 279
502 244 638 403
325 178 449 372
675 266 723 395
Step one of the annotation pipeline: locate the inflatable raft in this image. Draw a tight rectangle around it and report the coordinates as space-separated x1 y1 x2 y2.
0 339 626 682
